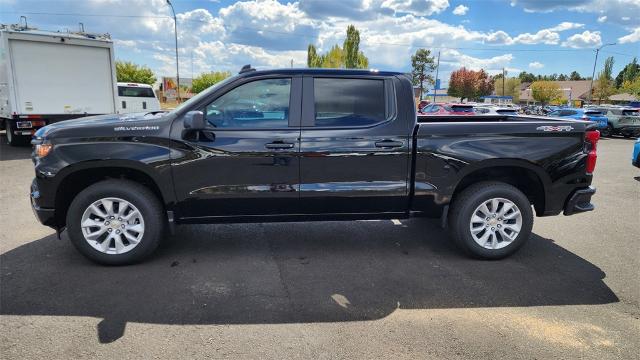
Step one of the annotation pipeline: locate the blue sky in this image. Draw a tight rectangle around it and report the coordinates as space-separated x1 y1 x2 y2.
1 0 638 86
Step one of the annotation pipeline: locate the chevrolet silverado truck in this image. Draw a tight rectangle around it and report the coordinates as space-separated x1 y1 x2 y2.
30 67 599 265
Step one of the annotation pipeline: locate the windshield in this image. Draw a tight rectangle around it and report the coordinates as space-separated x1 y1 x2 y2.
170 75 239 114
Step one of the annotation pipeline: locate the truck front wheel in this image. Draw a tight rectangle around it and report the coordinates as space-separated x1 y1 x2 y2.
66 180 165 265
5 121 30 146
448 182 533 259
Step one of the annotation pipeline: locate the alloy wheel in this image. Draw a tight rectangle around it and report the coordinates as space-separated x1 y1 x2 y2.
80 197 145 255
469 197 522 250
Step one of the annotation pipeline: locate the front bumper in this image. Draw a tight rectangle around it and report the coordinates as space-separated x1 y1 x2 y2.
563 186 596 216
30 179 56 227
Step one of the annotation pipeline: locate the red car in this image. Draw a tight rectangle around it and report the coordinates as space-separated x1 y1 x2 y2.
419 103 475 115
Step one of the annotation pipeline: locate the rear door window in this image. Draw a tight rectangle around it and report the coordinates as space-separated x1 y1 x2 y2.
118 86 155 98
313 78 388 127
449 105 474 113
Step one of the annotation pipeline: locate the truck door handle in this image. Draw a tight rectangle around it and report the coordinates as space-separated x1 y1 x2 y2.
265 142 295 149
375 140 404 148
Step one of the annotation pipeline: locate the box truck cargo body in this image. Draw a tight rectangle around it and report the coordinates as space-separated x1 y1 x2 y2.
0 24 118 145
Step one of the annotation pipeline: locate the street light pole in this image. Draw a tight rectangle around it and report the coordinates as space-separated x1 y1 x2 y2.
167 0 180 103
588 42 615 104
433 51 440 103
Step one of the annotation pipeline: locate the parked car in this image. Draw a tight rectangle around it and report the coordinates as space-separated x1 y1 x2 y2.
30 67 598 265
474 105 518 116
420 103 475 115
633 138 640 168
547 108 608 130
594 107 640 137
117 83 161 114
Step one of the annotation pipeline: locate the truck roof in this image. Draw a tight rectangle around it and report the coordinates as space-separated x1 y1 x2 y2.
238 68 405 78
0 24 112 43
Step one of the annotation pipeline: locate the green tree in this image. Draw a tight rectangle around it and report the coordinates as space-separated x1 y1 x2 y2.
357 52 369 68
305 25 369 69
191 71 231 94
115 61 156 85
343 25 361 69
594 56 615 103
518 71 536 83
569 71 583 81
621 78 640 97
447 67 493 102
411 48 436 100
530 81 562 105
307 44 322 68
494 77 522 102
321 45 344 68
615 57 639 88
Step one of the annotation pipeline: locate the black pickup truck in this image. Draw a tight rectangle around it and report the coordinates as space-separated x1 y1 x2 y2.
30 67 599 265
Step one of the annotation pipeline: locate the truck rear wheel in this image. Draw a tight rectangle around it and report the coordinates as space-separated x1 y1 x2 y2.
448 182 533 259
5 121 30 146
66 180 164 265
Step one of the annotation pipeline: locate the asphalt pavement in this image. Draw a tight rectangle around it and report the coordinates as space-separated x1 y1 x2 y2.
1 132 639 359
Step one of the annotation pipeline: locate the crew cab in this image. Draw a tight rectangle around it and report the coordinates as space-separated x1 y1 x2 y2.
30 67 599 265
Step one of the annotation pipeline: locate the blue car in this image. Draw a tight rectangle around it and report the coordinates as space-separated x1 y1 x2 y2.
633 138 640 168
547 108 609 130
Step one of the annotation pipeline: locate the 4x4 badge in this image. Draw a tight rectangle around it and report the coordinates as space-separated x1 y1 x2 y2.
536 125 574 132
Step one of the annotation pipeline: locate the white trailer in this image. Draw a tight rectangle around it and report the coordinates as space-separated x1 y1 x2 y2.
0 24 118 145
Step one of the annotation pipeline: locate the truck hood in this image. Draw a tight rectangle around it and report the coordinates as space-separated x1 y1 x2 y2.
34 112 170 140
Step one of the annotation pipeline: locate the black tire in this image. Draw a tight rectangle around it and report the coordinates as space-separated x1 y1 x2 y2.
6 121 30 146
600 124 613 138
448 181 533 259
66 179 164 265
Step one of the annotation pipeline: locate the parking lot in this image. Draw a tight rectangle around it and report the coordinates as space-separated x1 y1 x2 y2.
0 132 638 359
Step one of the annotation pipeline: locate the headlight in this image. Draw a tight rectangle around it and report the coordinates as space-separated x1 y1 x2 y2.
34 144 53 158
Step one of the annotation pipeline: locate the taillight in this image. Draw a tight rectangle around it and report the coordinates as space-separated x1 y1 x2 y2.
585 130 599 174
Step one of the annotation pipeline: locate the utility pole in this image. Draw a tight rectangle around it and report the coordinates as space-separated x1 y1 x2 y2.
291 59 294 68
167 0 180 103
433 51 440 103
588 42 615 104
502 67 506 105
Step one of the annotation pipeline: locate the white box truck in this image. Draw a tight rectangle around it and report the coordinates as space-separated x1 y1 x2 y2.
0 24 118 145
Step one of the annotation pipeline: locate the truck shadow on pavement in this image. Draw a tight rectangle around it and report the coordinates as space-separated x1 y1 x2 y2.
0 219 618 344
0 134 32 161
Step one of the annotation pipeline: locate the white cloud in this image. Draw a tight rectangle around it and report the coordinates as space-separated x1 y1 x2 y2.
481 22 585 45
547 22 584 31
510 0 639 26
439 49 514 71
380 0 450 16
618 27 640 43
512 29 560 45
529 61 544 69
452 5 469 15
561 30 602 48
219 0 318 51
597 16 607 23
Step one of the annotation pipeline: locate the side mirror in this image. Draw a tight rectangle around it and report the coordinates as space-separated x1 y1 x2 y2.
184 111 206 130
